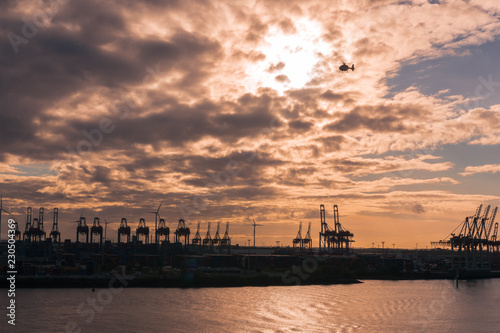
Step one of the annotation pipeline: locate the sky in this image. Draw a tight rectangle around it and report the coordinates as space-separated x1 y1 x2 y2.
1 0 500 248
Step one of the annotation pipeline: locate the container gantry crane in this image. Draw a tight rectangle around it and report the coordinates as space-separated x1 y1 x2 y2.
174 219 190 246
49 208 61 243
203 222 211 245
118 218 131 243
192 222 201 245
136 218 149 244
90 217 103 246
157 218 170 243
293 222 303 252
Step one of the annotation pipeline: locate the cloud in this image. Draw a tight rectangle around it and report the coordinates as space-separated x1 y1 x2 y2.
460 164 500 176
275 74 291 83
411 204 426 214
1 0 500 247
266 61 285 73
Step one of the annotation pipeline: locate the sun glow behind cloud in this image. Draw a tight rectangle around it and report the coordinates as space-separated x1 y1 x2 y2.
249 18 333 93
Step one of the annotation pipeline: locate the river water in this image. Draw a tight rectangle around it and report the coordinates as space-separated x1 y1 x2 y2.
3 279 500 332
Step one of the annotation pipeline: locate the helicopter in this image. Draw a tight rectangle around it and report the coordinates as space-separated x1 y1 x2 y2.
339 62 355 72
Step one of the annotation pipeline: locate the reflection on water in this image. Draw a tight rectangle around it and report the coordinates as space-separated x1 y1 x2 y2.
4 279 500 332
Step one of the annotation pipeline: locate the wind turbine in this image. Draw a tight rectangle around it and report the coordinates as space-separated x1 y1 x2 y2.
251 214 262 248
70 210 85 224
103 218 110 242
0 194 12 241
149 200 163 244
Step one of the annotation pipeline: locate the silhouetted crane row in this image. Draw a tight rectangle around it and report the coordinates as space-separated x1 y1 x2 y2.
118 218 131 243
24 207 46 242
319 204 354 255
174 219 190 246
136 218 149 244
432 204 498 270
293 222 313 253
302 222 312 252
76 216 89 243
50 208 61 243
203 222 211 245
156 218 170 243
90 217 103 246
293 222 303 252
192 222 202 245
211 222 221 246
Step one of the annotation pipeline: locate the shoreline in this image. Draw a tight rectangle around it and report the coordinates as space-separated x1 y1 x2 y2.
3 270 500 289
1 274 361 288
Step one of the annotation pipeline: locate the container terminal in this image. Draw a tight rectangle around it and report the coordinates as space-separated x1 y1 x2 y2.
1 203 500 288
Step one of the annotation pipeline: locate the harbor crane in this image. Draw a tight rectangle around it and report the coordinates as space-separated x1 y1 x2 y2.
432 204 498 270
302 222 312 252
192 222 202 245
23 207 33 242
220 222 231 253
293 222 303 252
136 218 149 244
319 204 354 254
211 222 221 246
203 222 212 245
157 218 170 243
174 219 190 246
76 214 89 244
29 207 46 242
90 217 103 246
118 218 131 243
49 208 61 243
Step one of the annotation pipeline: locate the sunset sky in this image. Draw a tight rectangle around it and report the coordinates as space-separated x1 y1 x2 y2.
1 0 500 248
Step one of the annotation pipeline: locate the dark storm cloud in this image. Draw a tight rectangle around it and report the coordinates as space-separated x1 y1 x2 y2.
288 119 313 131
91 166 112 184
0 0 222 160
175 151 285 186
60 92 281 152
323 104 425 133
